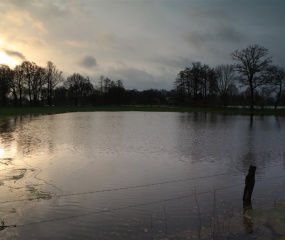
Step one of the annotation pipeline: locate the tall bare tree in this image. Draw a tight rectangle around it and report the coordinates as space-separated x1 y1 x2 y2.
173 70 187 104
231 44 272 110
32 66 46 105
264 65 285 109
0 64 14 106
19 61 46 106
12 65 25 106
45 61 64 106
215 65 235 107
174 62 217 106
64 73 94 106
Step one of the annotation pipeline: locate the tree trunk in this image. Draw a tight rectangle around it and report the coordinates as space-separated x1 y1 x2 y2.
274 84 282 110
249 78 254 111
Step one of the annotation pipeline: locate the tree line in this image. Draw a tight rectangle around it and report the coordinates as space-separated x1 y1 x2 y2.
0 60 168 107
174 44 285 110
0 44 284 109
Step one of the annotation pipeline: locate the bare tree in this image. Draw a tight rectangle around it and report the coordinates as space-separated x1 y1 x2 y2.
231 44 272 110
174 63 217 106
0 64 14 106
264 65 285 109
215 65 235 107
19 61 46 106
173 70 187 104
190 62 203 105
32 66 46 106
11 65 25 106
45 61 64 106
201 64 216 106
115 79 125 105
20 61 36 104
64 73 94 106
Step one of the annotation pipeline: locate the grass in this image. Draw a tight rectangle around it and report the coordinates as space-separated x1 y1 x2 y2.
0 105 285 118
10 169 27 181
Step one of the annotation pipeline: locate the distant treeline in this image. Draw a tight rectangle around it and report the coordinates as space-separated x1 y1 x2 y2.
174 44 285 110
0 61 169 107
0 44 284 109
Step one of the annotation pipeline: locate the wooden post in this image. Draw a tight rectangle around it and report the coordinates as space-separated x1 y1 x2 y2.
243 165 256 204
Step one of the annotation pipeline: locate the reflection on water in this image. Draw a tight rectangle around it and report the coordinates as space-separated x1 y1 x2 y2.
0 112 285 239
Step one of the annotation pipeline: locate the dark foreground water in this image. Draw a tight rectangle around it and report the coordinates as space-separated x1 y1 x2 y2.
0 112 285 239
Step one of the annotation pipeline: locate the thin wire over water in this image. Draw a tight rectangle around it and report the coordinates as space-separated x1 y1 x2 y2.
3 173 285 229
1 163 283 204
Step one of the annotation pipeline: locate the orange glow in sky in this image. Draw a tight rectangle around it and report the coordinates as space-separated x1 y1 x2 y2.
0 147 5 158
0 51 20 67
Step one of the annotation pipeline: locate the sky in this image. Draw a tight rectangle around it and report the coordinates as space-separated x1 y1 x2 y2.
0 0 284 90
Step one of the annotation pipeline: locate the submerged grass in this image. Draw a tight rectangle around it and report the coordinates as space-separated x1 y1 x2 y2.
0 105 285 118
26 185 52 200
10 169 27 181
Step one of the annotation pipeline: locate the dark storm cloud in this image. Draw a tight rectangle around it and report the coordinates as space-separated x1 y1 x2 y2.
80 55 97 68
217 26 245 43
184 27 245 48
5 50 26 60
1 0 285 90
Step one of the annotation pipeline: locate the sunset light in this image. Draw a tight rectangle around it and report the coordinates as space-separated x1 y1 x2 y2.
0 1 285 239
0 147 5 158
0 51 19 67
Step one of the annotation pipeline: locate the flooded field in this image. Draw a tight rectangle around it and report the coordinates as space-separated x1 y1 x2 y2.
0 112 285 239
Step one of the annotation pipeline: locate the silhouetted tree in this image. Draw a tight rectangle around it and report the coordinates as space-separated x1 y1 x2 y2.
103 77 111 105
95 76 125 105
115 80 125 105
189 62 203 105
53 86 67 106
20 61 36 105
173 70 187 104
80 77 94 105
45 61 64 106
11 64 25 106
231 44 272 110
174 62 217 106
0 64 14 106
95 75 111 105
107 80 125 105
64 73 94 106
32 66 46 106
140 89 165 105
97 75 104 105
19 61 46 106
215 65 235 107
264 65 285 109
281 88 285 106
125 89 139 105
201 64 217 106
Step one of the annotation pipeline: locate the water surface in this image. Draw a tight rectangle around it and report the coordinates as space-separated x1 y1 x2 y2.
0 112 285 239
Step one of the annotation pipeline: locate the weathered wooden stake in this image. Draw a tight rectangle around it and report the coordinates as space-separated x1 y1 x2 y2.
243 165 256 204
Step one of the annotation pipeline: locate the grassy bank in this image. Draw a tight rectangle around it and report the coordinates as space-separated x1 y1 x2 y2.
1 105 285 118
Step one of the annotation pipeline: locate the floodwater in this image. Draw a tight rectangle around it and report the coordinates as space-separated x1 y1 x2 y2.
0 112 285 239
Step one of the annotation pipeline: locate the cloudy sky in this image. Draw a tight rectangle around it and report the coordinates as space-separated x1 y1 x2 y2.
0 0 284 90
